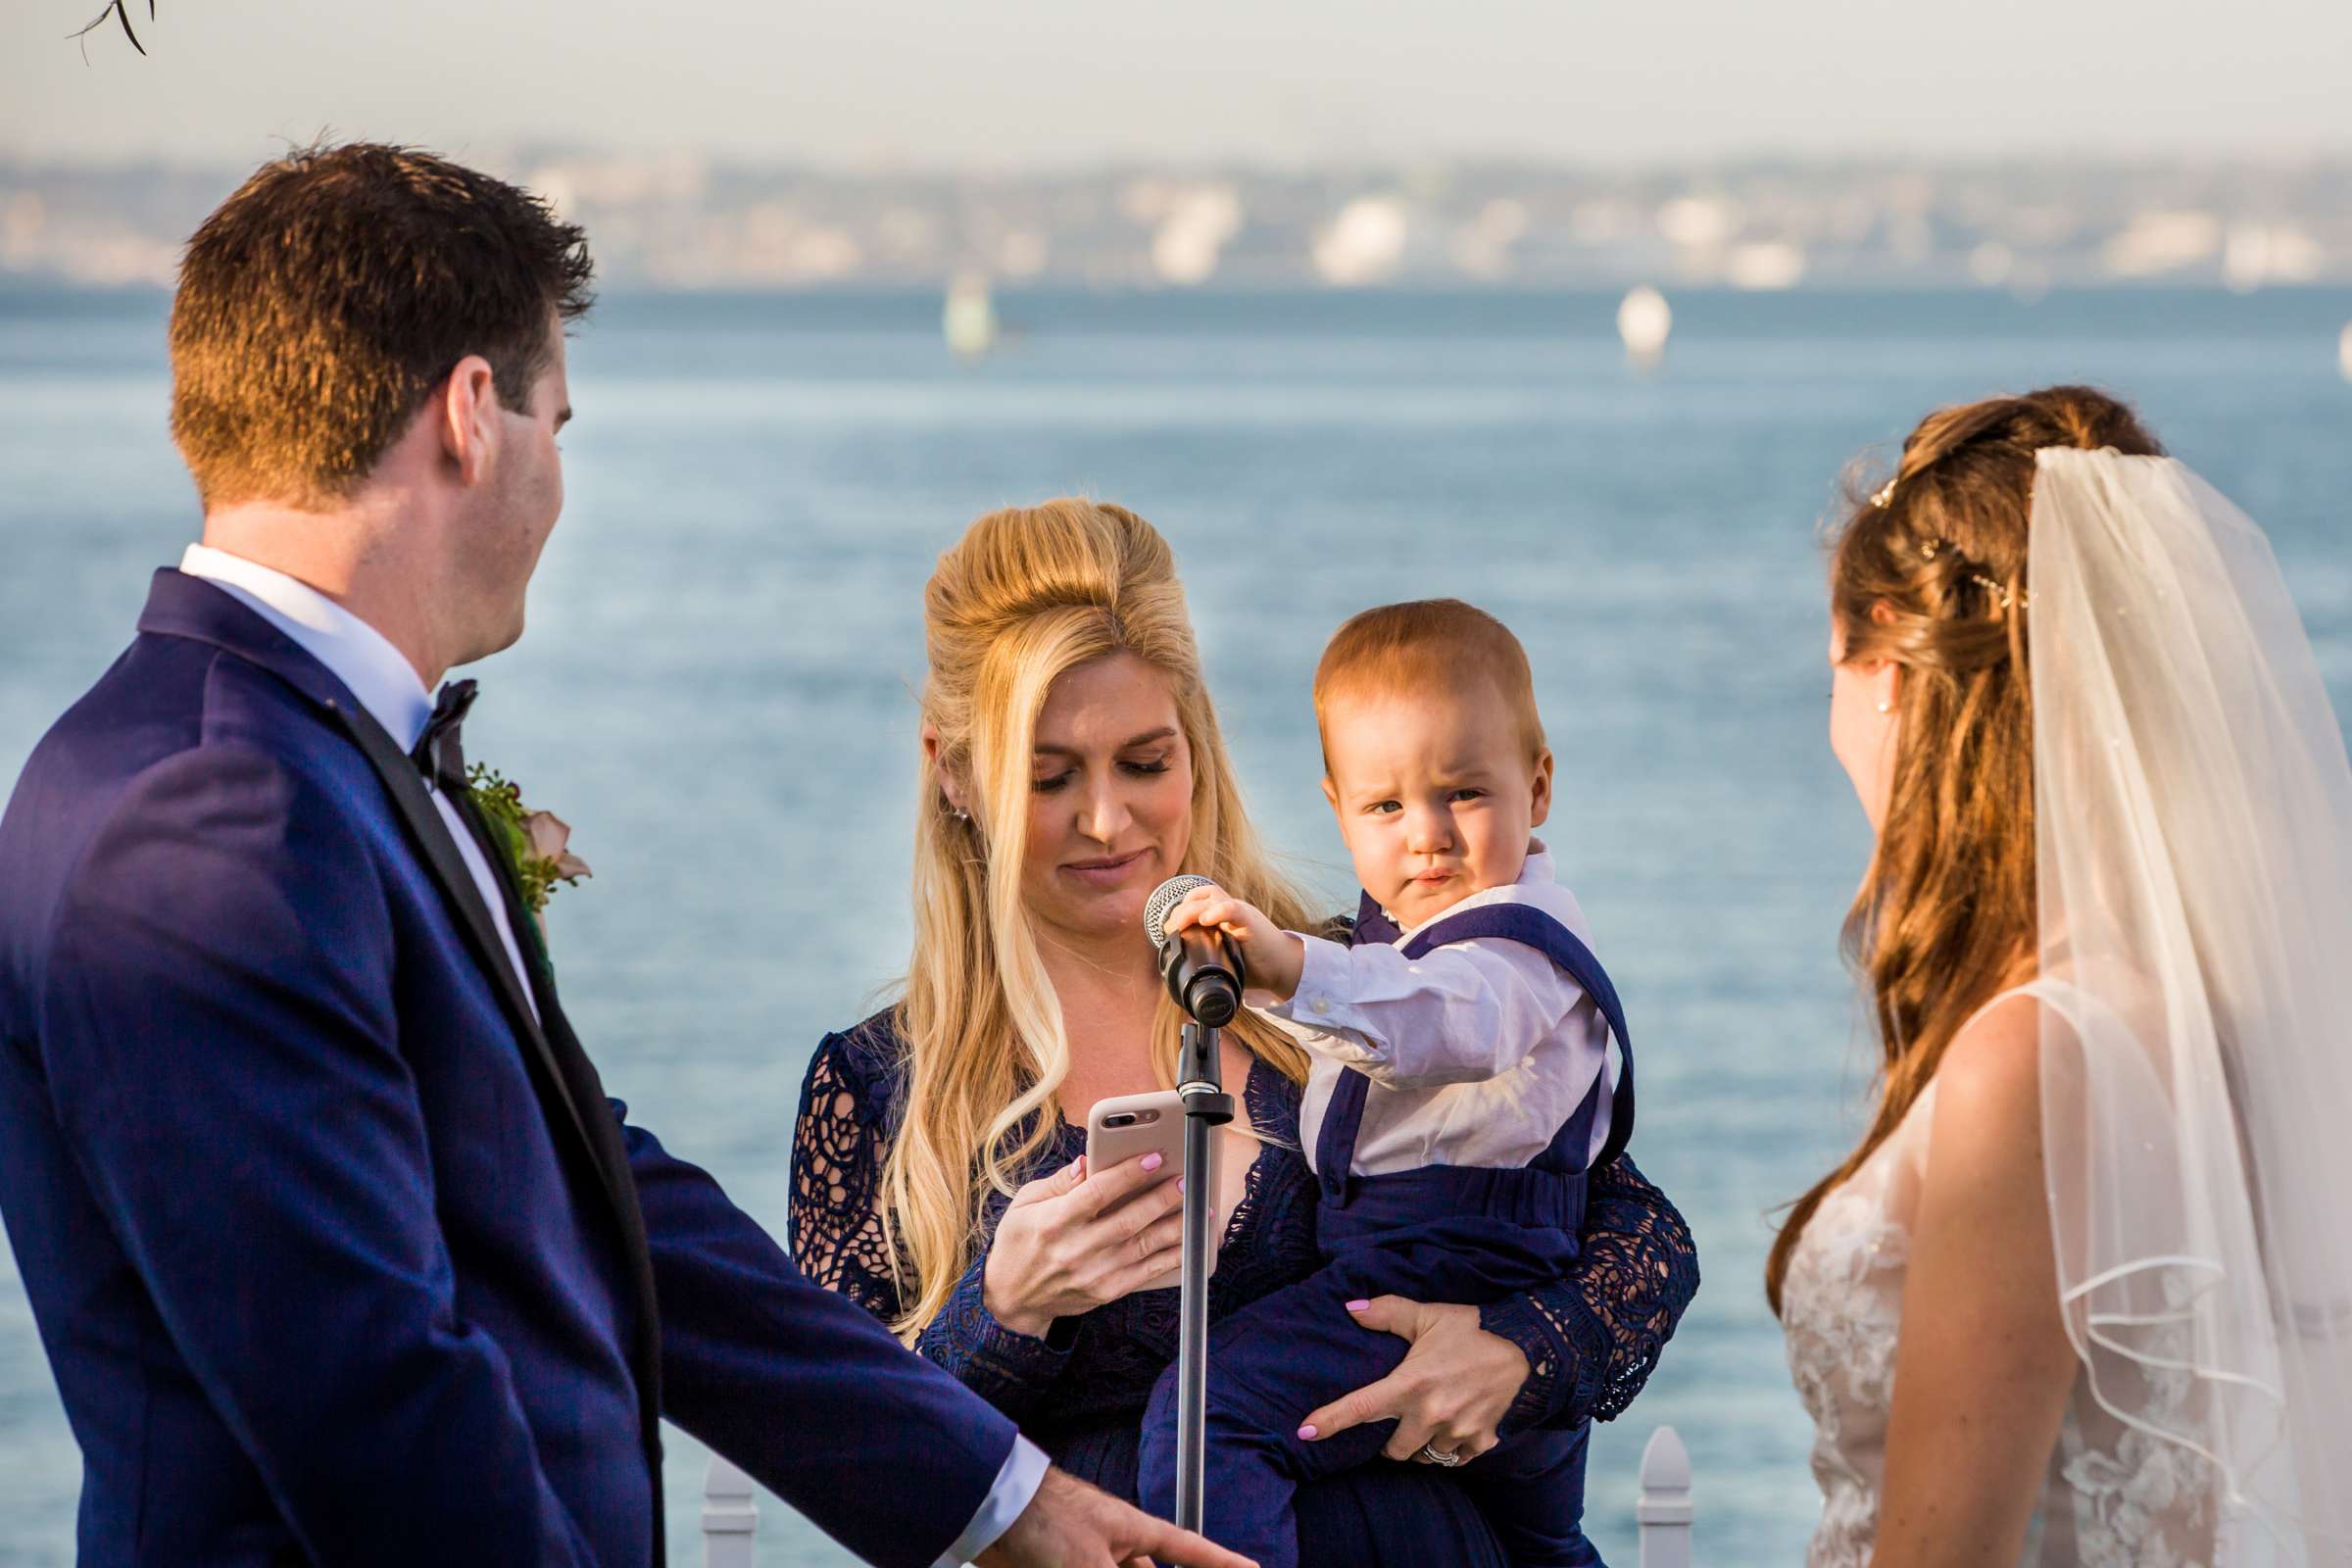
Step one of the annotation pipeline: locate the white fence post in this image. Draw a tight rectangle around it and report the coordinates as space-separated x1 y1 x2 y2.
1636 1424 1693 1568
703 1451 760 1568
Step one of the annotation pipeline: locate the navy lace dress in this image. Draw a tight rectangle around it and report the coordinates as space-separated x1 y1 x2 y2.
789 1011 1698 1566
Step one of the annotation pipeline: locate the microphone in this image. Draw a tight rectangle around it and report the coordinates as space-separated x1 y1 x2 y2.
1145 874 1248 1028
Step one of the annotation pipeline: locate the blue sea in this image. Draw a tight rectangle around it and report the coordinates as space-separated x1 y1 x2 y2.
4 283 2350 1565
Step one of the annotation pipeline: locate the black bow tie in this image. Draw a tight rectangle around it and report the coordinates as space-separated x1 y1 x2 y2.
411 679 479 789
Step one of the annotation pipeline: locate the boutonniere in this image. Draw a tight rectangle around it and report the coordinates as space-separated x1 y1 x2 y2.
464 763 592 919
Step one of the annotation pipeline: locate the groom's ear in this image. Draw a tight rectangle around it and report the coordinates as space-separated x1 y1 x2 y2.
437 354 502 487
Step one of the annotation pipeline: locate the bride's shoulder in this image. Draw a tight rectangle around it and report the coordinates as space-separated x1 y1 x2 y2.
1924 988 2051 1180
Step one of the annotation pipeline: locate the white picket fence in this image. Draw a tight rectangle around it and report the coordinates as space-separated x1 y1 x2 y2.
699 1425 1694 1567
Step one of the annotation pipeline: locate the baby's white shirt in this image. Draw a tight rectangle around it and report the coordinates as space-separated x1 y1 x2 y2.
1262 845 1617 1177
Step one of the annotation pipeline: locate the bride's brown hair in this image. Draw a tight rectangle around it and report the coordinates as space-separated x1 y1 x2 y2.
1764 386 2164 1314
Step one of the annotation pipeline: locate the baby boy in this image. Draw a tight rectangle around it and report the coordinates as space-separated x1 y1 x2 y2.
1139 598 1641 1568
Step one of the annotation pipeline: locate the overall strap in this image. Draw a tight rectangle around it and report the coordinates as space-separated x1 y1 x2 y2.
1317 892 1396 1200
1318 891 1638 1200
1399 902 1637 1172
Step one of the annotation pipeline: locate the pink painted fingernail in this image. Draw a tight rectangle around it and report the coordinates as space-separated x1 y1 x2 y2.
1346 1298 1371 1311
1298 1424 1318 1440
1175 1178 1185 1192
1141 1152 1162 1172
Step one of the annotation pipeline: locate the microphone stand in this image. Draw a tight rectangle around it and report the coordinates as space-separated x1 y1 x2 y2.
1173 1015 1234 1535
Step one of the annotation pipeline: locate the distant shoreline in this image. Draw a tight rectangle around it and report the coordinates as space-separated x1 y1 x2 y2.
10 280 2352 303
10 156 2352 293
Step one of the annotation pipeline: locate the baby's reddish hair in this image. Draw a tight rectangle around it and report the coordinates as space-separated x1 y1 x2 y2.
1312 599 1547 773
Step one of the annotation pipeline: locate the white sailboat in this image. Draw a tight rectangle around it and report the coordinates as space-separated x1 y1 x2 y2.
1618 284 1672 368
942 272 998 360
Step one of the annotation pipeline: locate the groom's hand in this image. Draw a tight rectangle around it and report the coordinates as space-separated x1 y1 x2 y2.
975 1466 1257 1568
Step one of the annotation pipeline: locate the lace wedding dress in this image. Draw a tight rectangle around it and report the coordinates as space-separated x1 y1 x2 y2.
1781 985 2212 1568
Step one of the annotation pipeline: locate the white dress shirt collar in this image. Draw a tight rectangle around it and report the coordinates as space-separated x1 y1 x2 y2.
178 543 437 752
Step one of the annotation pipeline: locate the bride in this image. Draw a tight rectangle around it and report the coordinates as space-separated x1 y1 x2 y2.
1775 385 2352 1566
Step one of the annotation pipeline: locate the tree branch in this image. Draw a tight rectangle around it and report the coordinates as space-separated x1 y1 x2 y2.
70 1 152 58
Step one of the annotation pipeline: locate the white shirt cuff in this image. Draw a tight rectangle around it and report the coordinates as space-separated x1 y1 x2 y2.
1266 935 1382 1051
937 1435 1050 1566
1264 932 1336 1014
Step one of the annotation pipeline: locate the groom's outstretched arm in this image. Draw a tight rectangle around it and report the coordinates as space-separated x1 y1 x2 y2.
617 1117 1042 1568
41 745 597 1565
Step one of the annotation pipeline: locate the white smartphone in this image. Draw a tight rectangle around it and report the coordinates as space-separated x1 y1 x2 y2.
1082 1089 1220 1294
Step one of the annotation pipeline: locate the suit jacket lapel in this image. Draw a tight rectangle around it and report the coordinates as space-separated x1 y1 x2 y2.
136 574 570 1118
334 669 668 1504
441 787 666 1427
328 701 602 1165
329 664 674 1562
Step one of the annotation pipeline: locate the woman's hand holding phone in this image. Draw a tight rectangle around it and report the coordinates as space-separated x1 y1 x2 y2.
981 1150 1191 1339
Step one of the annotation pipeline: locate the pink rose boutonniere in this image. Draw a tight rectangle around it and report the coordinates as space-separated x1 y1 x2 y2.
464 763 592 921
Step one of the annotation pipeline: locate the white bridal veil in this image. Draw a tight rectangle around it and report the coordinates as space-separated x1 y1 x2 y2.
2030 448 2352 1561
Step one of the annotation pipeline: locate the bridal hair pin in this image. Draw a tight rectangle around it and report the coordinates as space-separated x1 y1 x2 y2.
1870 477 1899 511
1973 574 2030 611
1920 535 2030 610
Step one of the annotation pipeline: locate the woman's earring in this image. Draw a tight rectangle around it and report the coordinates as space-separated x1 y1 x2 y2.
953 808 971 822
1875 701 1893 714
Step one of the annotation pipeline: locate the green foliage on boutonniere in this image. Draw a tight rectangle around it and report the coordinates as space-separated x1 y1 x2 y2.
465 764 593 917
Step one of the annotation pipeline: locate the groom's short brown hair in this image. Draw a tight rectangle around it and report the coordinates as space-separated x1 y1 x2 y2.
169 142 594 509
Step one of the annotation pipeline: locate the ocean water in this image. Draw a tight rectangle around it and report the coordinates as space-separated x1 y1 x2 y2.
4 283 2350 1566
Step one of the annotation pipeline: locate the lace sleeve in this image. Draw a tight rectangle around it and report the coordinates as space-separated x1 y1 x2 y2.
791 1026 1078 1417
1479 1154 1699 1433
912 1248 1077 1423
788 1030 905 1324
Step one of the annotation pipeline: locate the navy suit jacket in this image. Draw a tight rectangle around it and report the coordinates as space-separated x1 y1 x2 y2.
0 571 1018 1567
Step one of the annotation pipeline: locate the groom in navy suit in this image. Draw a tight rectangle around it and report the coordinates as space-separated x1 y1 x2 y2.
0 145 1250 1568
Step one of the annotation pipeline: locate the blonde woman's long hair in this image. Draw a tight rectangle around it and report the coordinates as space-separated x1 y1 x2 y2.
882 498 1314 1341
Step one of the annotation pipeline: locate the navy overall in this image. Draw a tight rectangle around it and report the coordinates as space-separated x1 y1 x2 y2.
1139 892 1638 1568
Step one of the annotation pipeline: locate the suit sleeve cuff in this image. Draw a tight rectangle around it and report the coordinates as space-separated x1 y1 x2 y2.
936 1436 1049 1566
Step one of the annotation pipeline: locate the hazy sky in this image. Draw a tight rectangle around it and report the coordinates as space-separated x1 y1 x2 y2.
8 0 2352 170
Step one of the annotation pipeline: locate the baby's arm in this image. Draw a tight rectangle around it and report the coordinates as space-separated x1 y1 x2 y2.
1165 883 1592 1087
1267 931 1589 1088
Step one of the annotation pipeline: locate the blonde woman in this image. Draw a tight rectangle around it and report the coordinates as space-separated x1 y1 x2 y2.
789 500 1697 1564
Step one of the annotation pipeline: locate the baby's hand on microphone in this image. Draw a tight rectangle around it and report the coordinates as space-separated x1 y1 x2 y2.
1169 885 1306 1001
